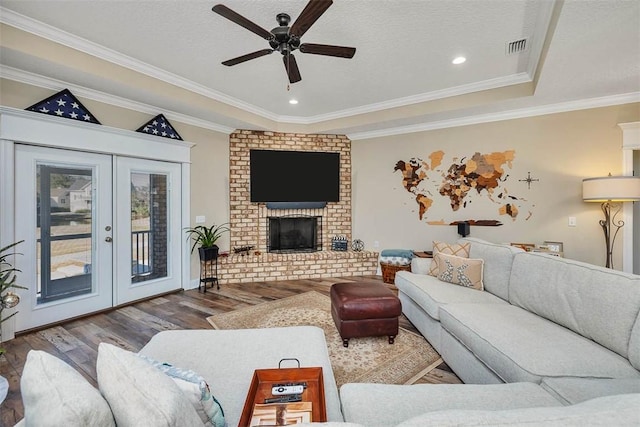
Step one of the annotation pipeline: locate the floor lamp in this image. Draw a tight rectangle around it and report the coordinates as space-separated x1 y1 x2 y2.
582 175 640 269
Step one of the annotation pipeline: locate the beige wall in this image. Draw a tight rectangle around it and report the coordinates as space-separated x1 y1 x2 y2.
2 78 639 273
352 103 640 268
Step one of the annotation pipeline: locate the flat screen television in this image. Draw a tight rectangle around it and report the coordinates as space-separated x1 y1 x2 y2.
250 149 340 202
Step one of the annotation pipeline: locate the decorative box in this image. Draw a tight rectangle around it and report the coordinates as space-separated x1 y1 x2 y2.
331 236 349 251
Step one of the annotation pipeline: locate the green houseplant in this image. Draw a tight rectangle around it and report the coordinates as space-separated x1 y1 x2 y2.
185 223 230 261
1 240 27 355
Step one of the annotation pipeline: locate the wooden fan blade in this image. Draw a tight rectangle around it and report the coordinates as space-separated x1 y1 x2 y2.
212 4 273 40
283 54 302 84
289 0 333 38
222 49 273 66
299 43 356 58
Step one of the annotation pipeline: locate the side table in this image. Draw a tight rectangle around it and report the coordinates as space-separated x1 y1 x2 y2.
413 251 433 258
199 257 219 292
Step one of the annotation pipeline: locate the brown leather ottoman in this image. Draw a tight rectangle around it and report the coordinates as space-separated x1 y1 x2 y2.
330 282 402 347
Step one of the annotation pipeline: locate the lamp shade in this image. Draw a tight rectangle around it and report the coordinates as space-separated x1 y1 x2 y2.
582 175 640 202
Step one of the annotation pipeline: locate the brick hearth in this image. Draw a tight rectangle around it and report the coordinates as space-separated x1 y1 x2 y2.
216 130 378 283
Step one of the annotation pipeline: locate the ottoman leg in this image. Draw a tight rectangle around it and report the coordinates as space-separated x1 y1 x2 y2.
343 338 349 348
388 335 396 344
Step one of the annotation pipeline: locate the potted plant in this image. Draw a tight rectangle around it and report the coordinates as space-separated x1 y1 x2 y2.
1 240 27 356
184 223 230 262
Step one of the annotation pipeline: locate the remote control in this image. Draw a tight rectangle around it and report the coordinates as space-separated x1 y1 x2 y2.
272 385 304 395
264 394 303 404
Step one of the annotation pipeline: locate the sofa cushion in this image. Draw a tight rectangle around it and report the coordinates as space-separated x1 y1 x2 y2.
97 343 203 427
540 377 640 405
509 252 640 361
459 237 522 301
138 326 343 427
21 350 115 427
440 303 640 383
434 252 484 290
339 382 561 426
395 271 505 321
630 314 640 371
394 393 640 427
428 241 470 275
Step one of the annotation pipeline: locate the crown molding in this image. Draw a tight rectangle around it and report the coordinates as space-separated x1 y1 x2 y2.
4 65 638 140
278 73 532 124
0 65 235 135
0 7 279 122
347 92 640 140
1 6 538 126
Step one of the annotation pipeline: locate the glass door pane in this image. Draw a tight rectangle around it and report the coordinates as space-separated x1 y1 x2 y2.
131 172 168 283
37 165 94 303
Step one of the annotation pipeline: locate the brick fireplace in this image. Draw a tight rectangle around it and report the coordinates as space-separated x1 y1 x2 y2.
216 130 378 283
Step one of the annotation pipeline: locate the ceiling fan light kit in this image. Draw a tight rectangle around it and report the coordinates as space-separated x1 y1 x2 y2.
212 0 356 84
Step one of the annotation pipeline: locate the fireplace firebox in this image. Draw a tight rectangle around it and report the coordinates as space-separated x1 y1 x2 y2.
268 216 321 253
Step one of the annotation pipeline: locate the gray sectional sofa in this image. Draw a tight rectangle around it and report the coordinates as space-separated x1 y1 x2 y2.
395 237 640 385
15 239 640 425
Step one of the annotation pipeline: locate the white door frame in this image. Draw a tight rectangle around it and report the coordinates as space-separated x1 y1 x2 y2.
619 122 639 274
0 107 193 340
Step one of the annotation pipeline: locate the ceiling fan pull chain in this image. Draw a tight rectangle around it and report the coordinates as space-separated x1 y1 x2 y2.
287 53 290 91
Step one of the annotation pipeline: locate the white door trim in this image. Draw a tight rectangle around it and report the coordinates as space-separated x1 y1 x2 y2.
619 122 640 274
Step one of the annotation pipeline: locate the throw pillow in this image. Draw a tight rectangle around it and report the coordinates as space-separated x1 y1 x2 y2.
137 354 225 427
96 343 203 427
428 241 471 276
434 252 484 290
20 350 115 427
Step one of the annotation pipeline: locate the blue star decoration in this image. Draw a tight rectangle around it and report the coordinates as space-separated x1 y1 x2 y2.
25 88 101 124
136 114 183 140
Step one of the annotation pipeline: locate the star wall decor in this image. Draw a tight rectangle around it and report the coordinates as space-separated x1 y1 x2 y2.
25 88 101 124
135 114 183 140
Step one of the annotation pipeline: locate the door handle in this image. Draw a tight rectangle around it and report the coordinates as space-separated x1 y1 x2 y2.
105 236 113 243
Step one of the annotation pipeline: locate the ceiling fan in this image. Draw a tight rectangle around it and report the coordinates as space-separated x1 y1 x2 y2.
212 0 356 84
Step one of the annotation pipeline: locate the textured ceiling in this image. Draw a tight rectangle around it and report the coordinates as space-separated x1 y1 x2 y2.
0 0 639 136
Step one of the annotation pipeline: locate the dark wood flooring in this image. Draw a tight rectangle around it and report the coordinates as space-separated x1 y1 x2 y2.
0 275 460 426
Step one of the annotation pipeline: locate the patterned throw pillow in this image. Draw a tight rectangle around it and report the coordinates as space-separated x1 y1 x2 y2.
434 252 484 290
428 241 471 276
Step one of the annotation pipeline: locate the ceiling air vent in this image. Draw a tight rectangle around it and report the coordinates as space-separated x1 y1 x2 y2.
505 38 529 55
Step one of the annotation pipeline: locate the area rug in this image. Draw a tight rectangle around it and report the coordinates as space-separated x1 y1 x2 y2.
206 291 442 387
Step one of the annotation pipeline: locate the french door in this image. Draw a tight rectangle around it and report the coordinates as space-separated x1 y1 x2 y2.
114 156 182 305
14 145 182 331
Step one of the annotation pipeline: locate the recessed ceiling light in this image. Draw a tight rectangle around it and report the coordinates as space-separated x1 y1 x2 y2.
452 56 466 65
289 99 299 105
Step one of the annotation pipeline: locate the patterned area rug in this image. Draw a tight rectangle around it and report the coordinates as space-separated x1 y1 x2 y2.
206 291 442 387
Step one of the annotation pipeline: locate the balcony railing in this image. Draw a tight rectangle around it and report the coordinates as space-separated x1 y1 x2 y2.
132 230 152 277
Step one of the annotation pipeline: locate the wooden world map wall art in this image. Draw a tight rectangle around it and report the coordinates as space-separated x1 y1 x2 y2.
394 150 535 226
